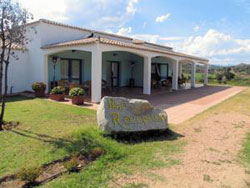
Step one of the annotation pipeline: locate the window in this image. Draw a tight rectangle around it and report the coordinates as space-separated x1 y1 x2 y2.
60 60 69 80
60 58 82 84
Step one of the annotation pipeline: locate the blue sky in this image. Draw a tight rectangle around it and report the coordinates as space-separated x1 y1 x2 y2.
18 0 250 65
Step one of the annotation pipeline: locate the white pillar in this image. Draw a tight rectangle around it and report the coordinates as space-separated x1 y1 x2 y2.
91 45 102 103
172 60 179 90
178 63 183 77
43 55 49 93
191 63 196 88
204 64 209 85
143 56 151 95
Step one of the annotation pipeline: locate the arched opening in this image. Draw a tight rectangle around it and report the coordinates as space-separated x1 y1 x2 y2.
179 59 195 89
150 56 177 92
101 51 145 97
180 59 206 88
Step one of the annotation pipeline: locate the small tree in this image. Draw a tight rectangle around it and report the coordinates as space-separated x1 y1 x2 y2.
0 0 32 130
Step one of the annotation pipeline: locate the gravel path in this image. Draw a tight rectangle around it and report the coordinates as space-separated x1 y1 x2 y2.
116 113 250 188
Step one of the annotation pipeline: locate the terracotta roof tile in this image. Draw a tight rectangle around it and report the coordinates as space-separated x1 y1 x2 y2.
41 37 98 49
0 41 27 51
41 37 208 62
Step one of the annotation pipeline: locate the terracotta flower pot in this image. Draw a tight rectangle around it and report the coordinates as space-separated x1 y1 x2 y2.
50 94 65 101
72 96 84 105
34 90 45 98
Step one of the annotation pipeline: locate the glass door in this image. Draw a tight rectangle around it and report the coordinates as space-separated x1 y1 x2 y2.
71 60 81 84
60 59 82 84
111 61 120 88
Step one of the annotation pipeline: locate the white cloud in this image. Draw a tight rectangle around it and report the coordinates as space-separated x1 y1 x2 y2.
117 27 132 36
17 0 140 31
155 13 171 23
126 29 250 65
126 0 140 15
168 29 250 65
193 25 200 32
18 0 69 22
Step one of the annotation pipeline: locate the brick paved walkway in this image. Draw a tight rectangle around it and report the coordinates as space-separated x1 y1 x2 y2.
150 86 245 124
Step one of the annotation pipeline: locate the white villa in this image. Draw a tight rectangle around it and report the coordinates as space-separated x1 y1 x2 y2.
8 19 209 103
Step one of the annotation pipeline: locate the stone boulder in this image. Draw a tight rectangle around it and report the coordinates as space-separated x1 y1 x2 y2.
97 96 168 134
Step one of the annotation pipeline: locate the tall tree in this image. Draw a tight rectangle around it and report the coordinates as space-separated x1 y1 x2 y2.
0 0 32 130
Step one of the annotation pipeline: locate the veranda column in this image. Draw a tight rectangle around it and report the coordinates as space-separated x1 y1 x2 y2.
43 55 49 93
204 64 209 85
143 56 151 95
179 63 183 77
172 60 179 90
191 62 196 88
91 44 102 103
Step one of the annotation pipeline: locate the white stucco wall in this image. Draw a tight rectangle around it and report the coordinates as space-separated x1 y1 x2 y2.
3 50 29 94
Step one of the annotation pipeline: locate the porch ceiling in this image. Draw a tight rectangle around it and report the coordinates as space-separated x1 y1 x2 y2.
41 37 209 63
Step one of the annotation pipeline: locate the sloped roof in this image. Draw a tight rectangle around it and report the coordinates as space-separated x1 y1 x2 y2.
26 19 173 51
0 41 27 51
41 37 208 62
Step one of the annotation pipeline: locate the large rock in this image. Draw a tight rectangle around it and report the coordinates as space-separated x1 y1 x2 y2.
97 96 168 134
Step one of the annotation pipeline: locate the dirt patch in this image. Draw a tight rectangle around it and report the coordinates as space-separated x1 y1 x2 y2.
0 148 104 188
112 113 250 188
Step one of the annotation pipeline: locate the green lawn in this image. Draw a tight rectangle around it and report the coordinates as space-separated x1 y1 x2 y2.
242 133 250 165
0 97 184 188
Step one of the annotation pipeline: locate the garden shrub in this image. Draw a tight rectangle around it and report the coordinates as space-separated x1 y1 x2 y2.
17 167 42 183
50 86 65 95
69 87 85 97
63 154 79 172
89 147 105 160
32 82 46 91
216 73 223 83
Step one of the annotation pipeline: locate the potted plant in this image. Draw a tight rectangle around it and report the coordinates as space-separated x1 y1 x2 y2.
32 82 46 97
50 86 65 101
69 87 85 105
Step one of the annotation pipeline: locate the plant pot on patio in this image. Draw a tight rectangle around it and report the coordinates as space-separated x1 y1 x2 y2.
32 82 46 98
72 96 84 105
50 94 65 101
50 86 65 101
69 87 86 105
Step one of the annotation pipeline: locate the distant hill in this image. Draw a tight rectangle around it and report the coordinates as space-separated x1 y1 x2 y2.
182 63 250 75
209 63 250 74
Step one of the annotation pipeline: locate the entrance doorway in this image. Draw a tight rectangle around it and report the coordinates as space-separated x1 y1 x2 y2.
60 58 82 84
111 61 120 88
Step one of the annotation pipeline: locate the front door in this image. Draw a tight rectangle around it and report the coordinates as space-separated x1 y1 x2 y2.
60 58 82 84
111 61 120 88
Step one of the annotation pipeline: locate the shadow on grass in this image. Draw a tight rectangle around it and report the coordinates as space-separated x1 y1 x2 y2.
107 129 184 144
5 96 34 103
10 128 102 155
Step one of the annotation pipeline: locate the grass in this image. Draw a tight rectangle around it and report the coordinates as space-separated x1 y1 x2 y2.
1 88 250 187
241 133 250 165
184 72 250 87
0 97 184 188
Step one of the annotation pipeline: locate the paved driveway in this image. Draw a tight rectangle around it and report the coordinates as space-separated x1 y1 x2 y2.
146 86 245 124
57 85 245 124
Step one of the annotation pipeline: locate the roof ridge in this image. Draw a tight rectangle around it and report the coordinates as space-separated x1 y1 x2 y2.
38 19 133 41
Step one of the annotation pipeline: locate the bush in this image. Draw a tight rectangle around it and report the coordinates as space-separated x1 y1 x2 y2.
17 167 42 183
32 82 46 91
216 73 223 83
50 86 65 95
89 147 105 160
222 76 227 84
69 87 85 97
224 71 235 81
63 155 79 172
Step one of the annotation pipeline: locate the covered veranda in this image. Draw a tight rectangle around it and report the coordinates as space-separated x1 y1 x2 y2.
41 37 209 103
